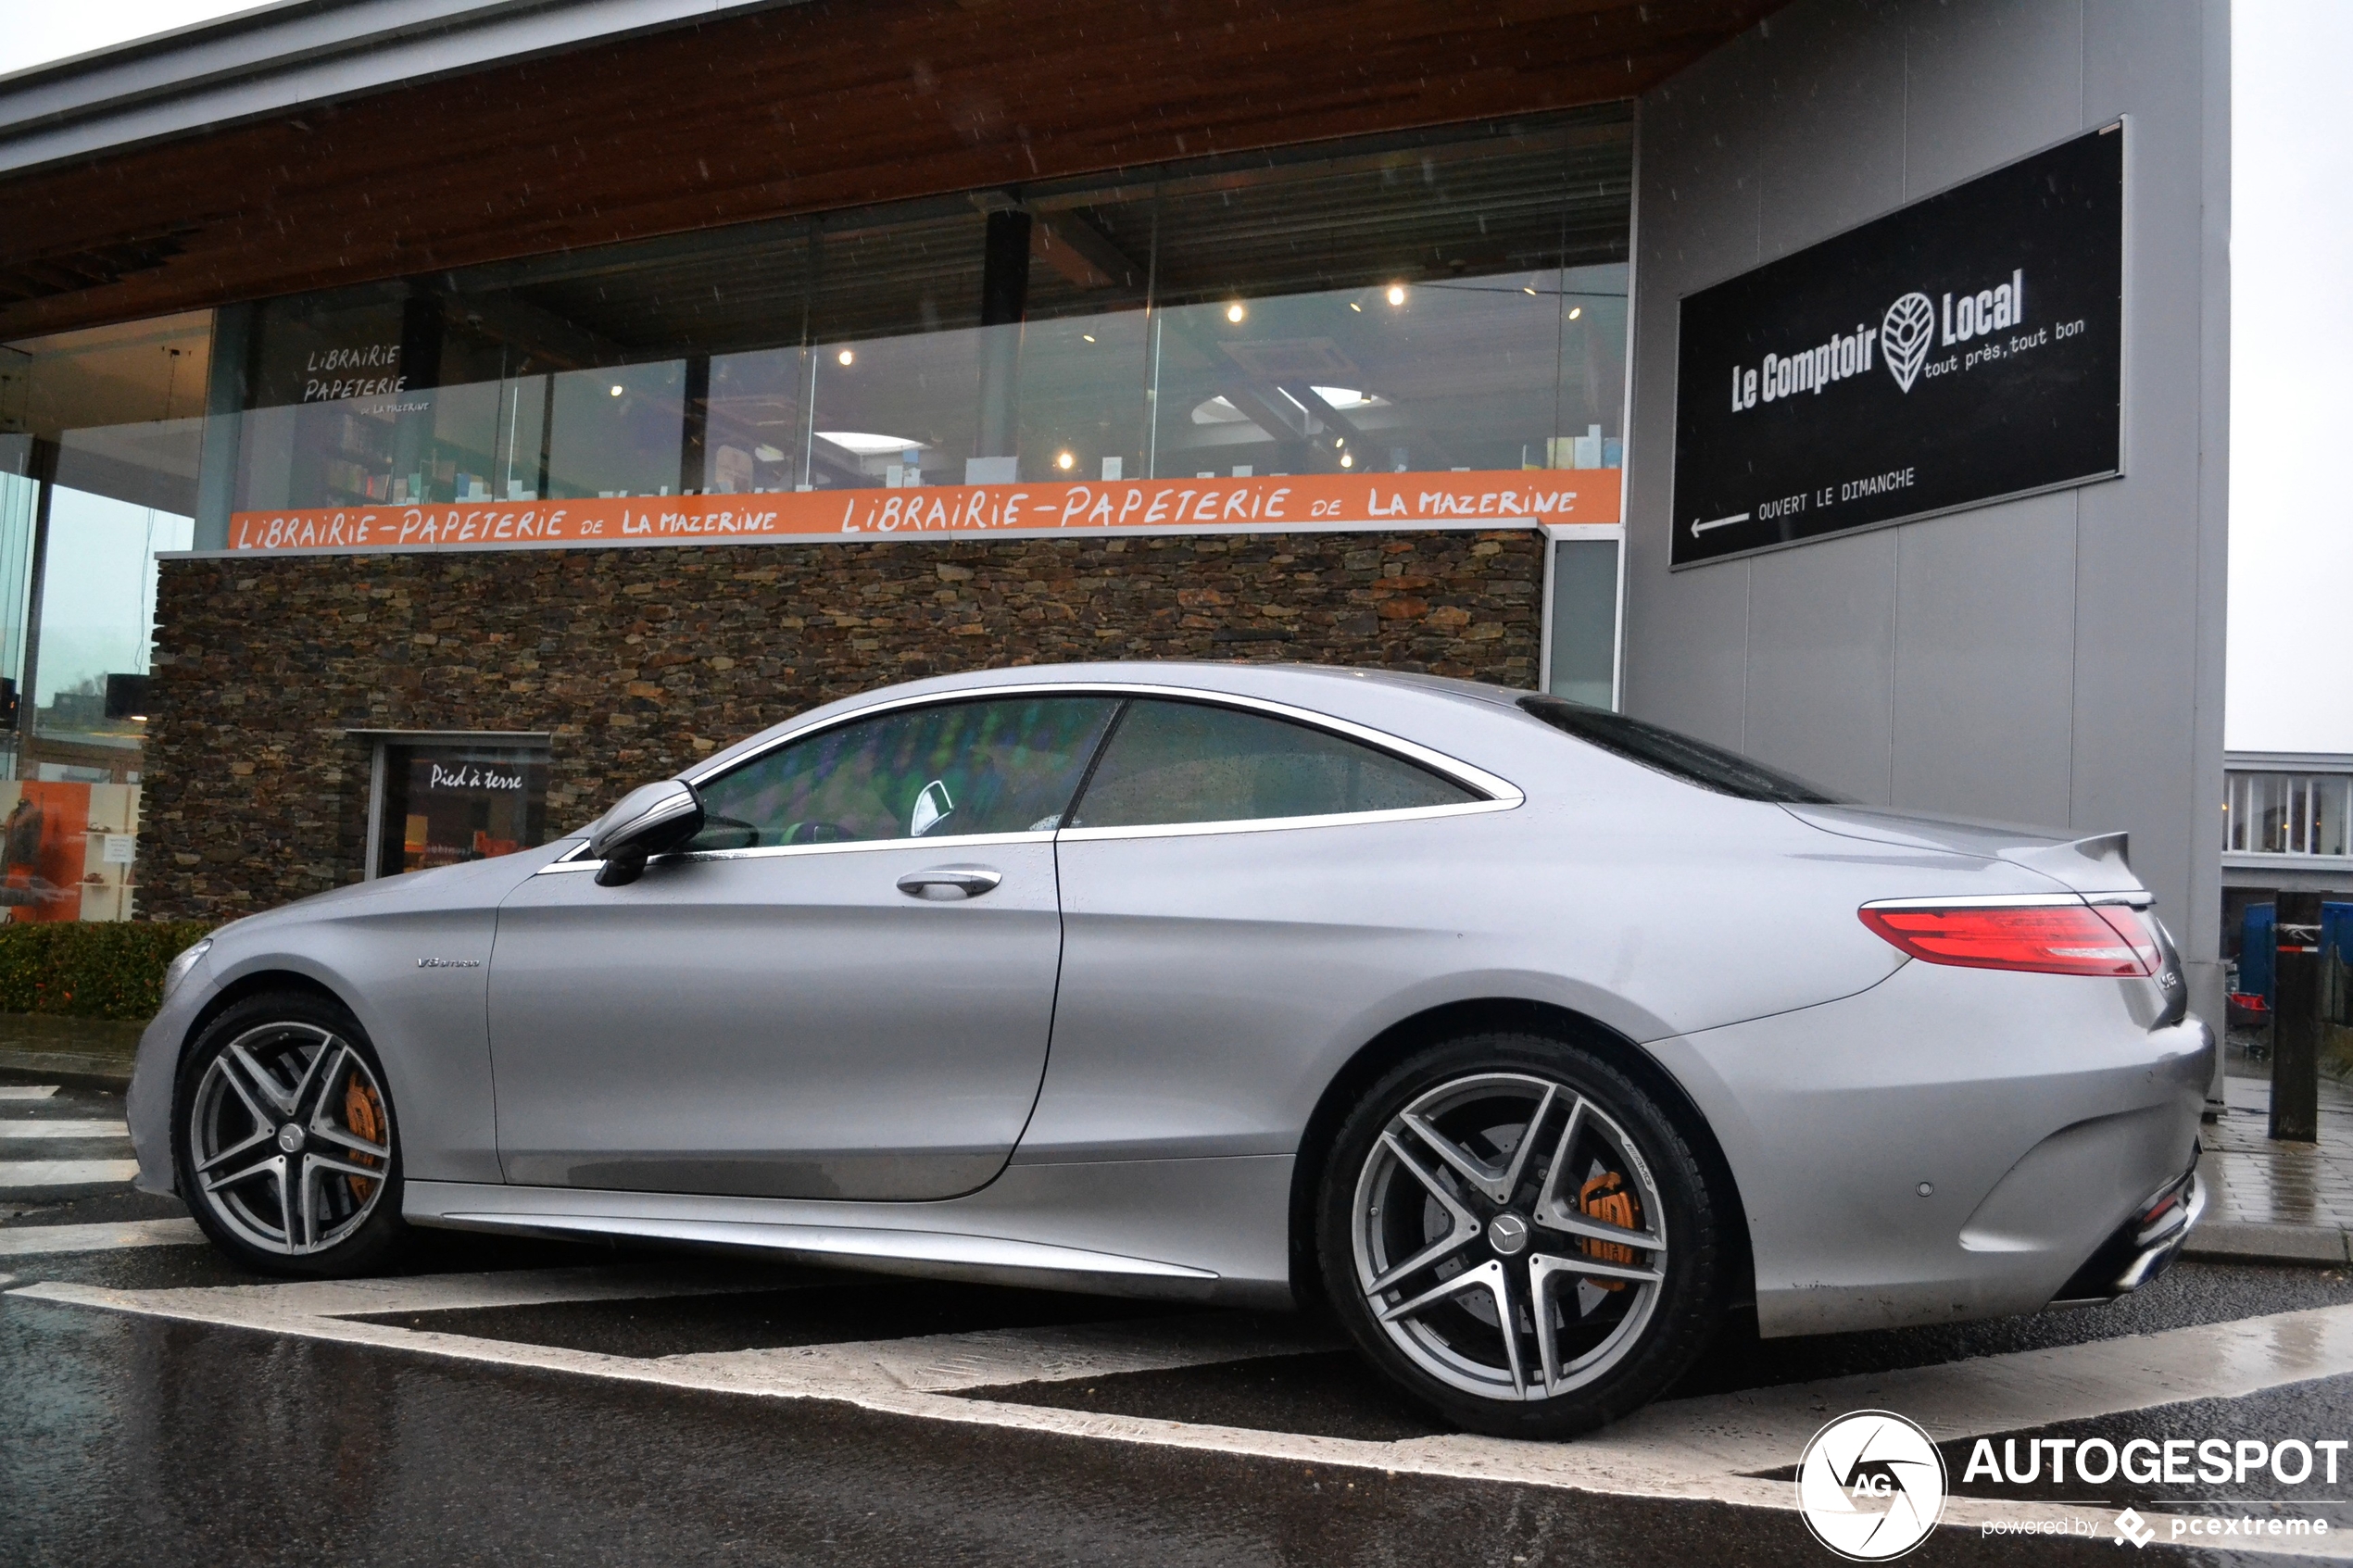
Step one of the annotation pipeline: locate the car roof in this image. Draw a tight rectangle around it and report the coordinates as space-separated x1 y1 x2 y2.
687 660 1533 780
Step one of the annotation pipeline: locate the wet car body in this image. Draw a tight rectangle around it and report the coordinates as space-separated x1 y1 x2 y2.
129 660 2209 1423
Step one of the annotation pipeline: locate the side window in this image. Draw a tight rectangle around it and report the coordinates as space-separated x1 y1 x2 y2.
1067 700 1478 829
689 696 1118 850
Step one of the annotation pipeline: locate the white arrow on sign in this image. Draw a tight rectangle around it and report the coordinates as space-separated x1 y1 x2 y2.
1690 512 1750 538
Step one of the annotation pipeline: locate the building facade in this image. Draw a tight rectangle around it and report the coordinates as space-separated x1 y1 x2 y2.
0 0 2231 1033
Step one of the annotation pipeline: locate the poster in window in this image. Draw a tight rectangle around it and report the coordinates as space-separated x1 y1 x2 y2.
374 745 549 877
0 782 89 922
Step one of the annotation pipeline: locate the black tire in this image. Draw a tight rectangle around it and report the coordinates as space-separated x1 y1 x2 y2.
1316 1031 1723 1438
172 990 408 1277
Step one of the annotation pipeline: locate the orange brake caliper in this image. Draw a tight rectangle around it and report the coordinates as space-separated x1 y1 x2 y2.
1579 1171 1638 1290
343 1079 385 1200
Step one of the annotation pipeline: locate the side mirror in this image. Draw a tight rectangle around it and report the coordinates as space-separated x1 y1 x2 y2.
588 779 706 887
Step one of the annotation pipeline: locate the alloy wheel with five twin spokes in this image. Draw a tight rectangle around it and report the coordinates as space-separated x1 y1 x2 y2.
186 1020 394 1257
1340 1060 1697 1420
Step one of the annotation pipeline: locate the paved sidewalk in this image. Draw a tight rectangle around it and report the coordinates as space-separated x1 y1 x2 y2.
2186 1070 2353 1265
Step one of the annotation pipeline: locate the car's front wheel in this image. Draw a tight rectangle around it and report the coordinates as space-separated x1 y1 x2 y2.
173 992 407 1276
1318 1033 1724 1437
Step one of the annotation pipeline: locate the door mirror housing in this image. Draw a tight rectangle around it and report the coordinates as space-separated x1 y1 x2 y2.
588 779 706 886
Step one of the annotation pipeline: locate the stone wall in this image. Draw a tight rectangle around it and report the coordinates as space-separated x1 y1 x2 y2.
142 527 1544 921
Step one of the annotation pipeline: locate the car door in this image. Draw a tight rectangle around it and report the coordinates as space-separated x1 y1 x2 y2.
488 693 1118 1200
1025 696 1510 1163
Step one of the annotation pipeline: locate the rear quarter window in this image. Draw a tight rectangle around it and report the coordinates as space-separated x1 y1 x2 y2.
1517 695 1844 804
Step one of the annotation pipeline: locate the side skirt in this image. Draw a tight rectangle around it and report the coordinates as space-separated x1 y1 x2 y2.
404 1152 1298 1309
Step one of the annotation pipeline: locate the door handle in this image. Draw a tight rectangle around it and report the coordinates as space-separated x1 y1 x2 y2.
896 865 1003 900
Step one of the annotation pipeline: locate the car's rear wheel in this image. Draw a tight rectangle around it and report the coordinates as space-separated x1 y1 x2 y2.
1317 1032 1723 1437
173 992 407 1276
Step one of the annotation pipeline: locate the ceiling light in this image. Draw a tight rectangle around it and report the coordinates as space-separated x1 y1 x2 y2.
815 431 925 456
1334 437 1345 448
1081 333 1096 344
1568 307 1582 320
1056 450 1076 470
837 348 855 366
1227 302 1246 323
1340 452 1354 469
1349 301 1363 312
1523 286 1538 296
609 384 624 397
1386 285 1406 306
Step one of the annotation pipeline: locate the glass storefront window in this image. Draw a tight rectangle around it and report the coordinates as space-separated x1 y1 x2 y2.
1548 537 1622 709
217 112 1629 515
367 738 551 879
0 312 211 920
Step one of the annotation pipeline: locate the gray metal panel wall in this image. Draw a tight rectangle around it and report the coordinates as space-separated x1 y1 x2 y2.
1623 0 2231 1030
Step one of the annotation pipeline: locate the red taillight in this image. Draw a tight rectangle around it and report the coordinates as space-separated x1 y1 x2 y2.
1858 901 2160 977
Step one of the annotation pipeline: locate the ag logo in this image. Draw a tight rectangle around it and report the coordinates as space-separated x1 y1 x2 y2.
1881 292 1936 393
1795 1410 1948 1561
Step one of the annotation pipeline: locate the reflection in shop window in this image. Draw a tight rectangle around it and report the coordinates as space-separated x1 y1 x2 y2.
0 312 211 920
220 113 1630 510
368 739 551 879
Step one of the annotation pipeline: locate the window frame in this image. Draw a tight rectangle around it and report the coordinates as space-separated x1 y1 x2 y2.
543 682 1520 873
354 728 554 881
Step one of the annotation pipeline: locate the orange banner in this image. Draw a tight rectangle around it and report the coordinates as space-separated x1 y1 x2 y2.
224 469 1620 554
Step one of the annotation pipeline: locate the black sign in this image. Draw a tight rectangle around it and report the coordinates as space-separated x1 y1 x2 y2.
1671 125 2123 567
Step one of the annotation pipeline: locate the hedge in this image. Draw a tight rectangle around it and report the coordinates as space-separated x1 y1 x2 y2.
0 922 216 1021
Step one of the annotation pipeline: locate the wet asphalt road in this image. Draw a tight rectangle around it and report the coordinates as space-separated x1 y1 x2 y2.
7 1073 2353 1566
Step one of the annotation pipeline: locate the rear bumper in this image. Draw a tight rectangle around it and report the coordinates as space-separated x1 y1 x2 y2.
2054 1157 2206 1303
1644 958 2214 1339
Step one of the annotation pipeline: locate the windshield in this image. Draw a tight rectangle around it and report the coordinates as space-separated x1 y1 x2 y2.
1516 695 1846 804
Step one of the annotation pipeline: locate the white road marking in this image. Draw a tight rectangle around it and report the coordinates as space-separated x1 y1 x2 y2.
83 1263 814 1322
0 1160 140 1188
0 1119 129 1139
14 1272 2353 1557
0 1217 203 1255
0 1085 60 1100
666 1312 1338 1394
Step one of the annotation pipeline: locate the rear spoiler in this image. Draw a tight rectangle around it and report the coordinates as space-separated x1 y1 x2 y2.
2003 832 2138 896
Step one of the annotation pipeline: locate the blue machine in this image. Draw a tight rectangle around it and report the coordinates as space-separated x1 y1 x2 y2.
2238 900 2353 1008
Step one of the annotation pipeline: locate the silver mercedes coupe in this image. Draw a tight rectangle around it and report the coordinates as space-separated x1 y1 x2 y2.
127 661 2210 1437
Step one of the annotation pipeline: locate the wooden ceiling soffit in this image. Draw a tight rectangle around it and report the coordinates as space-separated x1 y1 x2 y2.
0 0 1785 341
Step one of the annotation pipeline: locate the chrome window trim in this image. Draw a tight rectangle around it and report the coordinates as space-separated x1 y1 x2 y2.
538 680 1525 877
538 829 1058 875
1056 797 1515 844
678 828 1061 865
680 680 1524 804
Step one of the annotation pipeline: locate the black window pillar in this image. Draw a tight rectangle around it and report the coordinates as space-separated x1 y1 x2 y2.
193 300 255 549
975 207 1032 462
391 290 446 502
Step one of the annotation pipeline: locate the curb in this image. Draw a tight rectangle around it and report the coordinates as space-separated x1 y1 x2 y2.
2182 1222 2352 1266
0 1047 135 1088
2182 1160 2353 1267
